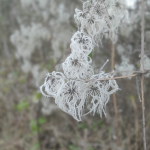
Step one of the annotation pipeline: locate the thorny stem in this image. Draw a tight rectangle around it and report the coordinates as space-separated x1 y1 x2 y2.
140 0 146 149
111 43 120 146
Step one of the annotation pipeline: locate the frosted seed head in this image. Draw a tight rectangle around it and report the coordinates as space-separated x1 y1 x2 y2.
85 70 119 117
83 1 93 13
55 80 86 121
62 53 94 79
40 71 65 98
91 2 107 19
71 31 93 55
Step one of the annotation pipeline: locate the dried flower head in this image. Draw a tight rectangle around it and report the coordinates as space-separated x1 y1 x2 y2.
40 71 65 98
62 52 93 79
71 31 93 55
74 0 126 44
55 80 86 121
40 0 121 121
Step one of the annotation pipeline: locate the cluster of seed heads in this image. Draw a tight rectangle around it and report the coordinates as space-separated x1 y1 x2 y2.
40 0 126 121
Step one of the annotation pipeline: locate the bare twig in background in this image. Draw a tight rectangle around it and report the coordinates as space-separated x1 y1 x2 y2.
111 43 115 71
111 43 120 146
136 76 142 102
36 100 43 150
141 76 146 150
2 37 10 58
126 130 132 150
131 97 139 150
83 129 88 150
140 0 147 149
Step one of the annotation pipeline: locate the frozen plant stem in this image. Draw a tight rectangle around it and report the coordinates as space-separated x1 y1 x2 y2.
111 43 120 146
140 0 146 149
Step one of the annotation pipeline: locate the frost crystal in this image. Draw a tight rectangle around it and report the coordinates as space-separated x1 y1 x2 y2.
40 0 122 121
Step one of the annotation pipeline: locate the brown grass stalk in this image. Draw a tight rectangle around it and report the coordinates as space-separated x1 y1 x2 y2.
111 43 120 146
140 0 147 149
131 97 139 150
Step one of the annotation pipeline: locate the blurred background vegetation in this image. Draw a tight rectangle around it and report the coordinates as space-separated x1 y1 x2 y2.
0 0 150 150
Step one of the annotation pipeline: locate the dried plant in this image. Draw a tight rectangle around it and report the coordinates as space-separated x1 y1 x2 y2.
39 0 149 149
40 0 126 121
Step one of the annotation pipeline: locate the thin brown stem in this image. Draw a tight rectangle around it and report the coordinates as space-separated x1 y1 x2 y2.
131 97 139 150
141 76 146 150
36 100 43 150
111 43 115 70
111 43 120 146
98 74 137 81
113 93 120 145
65 70 150 82
140 0 147 149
